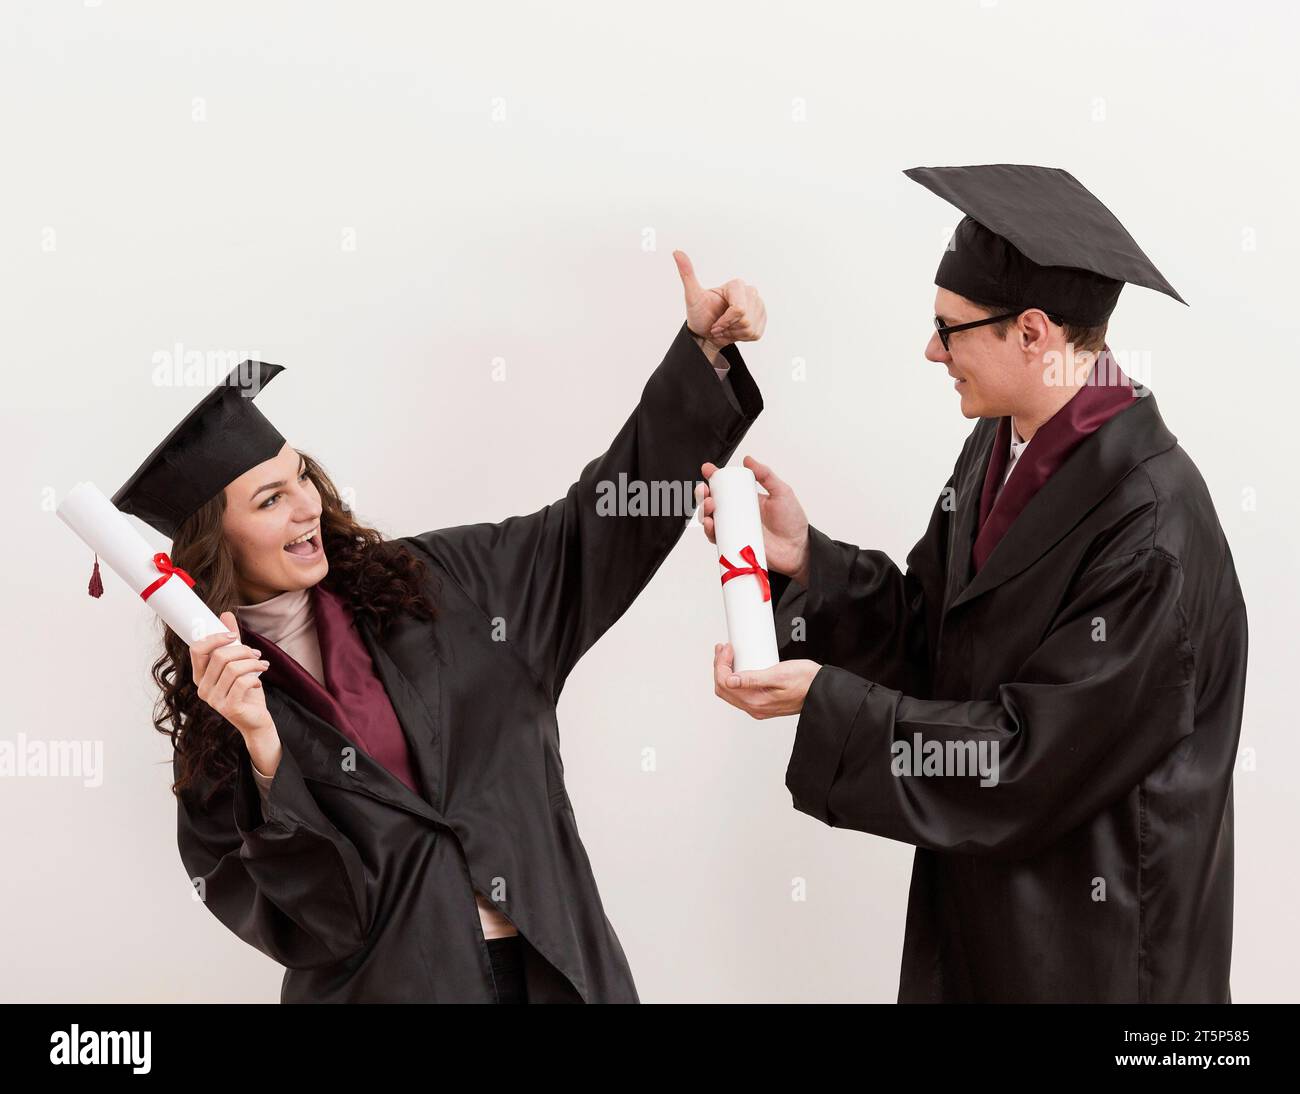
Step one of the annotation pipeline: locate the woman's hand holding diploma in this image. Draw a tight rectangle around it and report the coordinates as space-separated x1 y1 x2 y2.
191 611 281 776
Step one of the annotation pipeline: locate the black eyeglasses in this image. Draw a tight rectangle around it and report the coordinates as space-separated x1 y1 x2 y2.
933 310 1063 351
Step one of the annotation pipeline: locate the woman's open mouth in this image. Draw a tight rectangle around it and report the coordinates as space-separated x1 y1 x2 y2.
284 526 323 561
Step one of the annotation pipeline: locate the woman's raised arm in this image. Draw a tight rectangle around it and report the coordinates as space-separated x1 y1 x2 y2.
405 318 764 703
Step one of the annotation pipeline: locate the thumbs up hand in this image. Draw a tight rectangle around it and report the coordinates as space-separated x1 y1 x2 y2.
673 250 767 348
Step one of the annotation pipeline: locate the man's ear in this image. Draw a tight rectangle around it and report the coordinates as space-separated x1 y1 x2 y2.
1018 308 1053 354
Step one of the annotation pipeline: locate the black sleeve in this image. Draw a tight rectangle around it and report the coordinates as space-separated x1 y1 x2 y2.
406 323 763 701
719 372 743 413
175 743 371 969
770 473 955 697
784 549 1196 861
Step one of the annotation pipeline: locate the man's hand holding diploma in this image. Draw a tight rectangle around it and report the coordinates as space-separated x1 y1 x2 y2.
697 455 821 718
712 642 821 719
696 455 812 591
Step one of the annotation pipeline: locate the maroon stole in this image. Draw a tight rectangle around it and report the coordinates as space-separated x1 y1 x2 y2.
239 583 423 796
972 348 1137 573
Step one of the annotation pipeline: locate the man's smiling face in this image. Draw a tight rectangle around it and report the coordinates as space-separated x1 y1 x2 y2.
925 288 1027 419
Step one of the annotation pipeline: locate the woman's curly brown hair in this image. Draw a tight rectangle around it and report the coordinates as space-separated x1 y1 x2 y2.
155 450 438 804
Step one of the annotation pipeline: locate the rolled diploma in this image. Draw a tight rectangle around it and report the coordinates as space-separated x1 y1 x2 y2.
56 481 228 646
710 466 780 672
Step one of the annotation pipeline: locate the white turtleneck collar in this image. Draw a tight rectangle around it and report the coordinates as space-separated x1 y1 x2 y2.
234 585 315 646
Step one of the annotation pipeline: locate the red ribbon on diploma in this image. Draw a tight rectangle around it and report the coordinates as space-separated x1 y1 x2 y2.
719 544 771 602
140 552 196 601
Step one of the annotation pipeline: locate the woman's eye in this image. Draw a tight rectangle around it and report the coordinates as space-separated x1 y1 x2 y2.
259 469 309 509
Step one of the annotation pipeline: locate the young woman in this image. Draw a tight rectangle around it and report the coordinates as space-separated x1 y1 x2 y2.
135 256 766 1002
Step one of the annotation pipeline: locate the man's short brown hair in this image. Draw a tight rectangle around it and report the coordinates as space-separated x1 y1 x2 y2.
967 297 1109 353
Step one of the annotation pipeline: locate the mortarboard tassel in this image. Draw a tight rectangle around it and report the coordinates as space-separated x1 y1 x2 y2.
88 553 104 598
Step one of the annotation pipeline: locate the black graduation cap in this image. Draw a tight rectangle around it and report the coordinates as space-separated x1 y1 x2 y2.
111 359 288 541
84 359 286 598
904 164 1186 325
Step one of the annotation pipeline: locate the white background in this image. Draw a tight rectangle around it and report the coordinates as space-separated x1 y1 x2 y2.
1 0 1295 1002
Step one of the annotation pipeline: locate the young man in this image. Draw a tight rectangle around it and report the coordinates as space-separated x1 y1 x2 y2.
702 165 1247 1003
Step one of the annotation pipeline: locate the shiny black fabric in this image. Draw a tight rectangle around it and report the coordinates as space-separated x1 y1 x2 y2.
771 392 1246 1002
488 937 528 1003
174 324 762 1002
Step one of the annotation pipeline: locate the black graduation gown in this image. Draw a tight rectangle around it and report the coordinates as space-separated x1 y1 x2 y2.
174 323 763 1002
769 390 1247 1003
